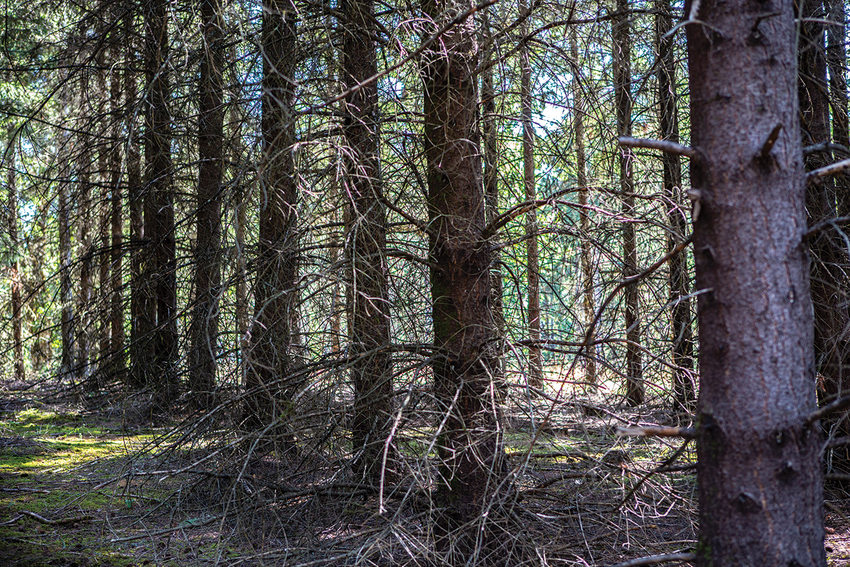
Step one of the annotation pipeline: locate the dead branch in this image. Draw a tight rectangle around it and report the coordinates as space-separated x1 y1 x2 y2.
616 426 696 439
608 552 697 567
618 136 696 158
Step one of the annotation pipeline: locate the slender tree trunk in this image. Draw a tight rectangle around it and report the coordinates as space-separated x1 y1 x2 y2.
656 0 694 414
828 0 850 216
422 0 506 559
571 31 597 386
190 0 225 409
520 0 542 389
341 0 395 484
78 64 94 389
7 133 24 382
800 0 850 474
613 0 642 405
58 108 75 381
109 34 125 380
481 6 505 381
247 0 300 426
127 4 148 391
686 0 826 563
143 0 179 406
97 46 112 380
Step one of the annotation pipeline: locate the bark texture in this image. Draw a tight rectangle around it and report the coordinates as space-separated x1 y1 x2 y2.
142 0 179 406
7 134 24 382
421 0 506 559
247 0 300 426
341 0 395 485
190 0 225 408
686 0 826 563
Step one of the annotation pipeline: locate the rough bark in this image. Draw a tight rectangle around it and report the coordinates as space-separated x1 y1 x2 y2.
571 31 596 386
7 133 24 382
341 0 395 485
247 0 300 427
656 0 694 414
520 0 542 389
800 0 850 474
686 0 826 563
190 0 225 409
143 0 179 406
97 45 112 380
421 0 506 559
78 64 94 389
613 0 643 405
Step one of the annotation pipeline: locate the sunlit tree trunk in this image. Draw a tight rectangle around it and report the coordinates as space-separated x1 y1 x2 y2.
520 0 542 389
687 0 826 562
422 0 506 558
613 0 642 405
190 0 225 409
97 45 112 381
341 0 395 484
571 31 596 386
109 32 125 381
78 63 94 390
7 132 24 382
656 0 694 414
247 0 300 426
58 86 74 382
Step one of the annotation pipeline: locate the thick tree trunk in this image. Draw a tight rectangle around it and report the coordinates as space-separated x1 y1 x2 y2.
613 0 643 405
7 134 24 382
686 0 826 563
247 0 300 426
97 47 112 381
571 31 597 386
656 0 694 414
143 0 179 406
190 0 225 409
520 0 542 390
341 0 395 485
78 65 94 389
799 0 850 474
421 0 506 559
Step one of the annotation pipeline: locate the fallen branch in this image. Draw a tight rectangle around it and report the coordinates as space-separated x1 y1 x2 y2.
608 552 697 567
806 394 850 425
0 510 93 526
618 136 696 158
616 425 696 439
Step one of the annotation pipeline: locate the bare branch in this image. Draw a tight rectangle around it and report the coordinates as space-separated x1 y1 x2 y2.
618 136 696 158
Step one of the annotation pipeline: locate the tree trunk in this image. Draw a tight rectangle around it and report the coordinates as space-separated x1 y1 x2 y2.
190 0 225 409
827 0 850 216
127 4 148 391
58 100 74 381
247 0 300 426
686 0 826 563
613 0 643 405
656 0 694 414
341 0 395 485
7 133 24 382
421 0 506 559
143 0 179 406
799 0 850 474
571 31 597 386
520 0 542 390
97 45 112 381
109 32 125 381
78 63 94 390
481 6 505 381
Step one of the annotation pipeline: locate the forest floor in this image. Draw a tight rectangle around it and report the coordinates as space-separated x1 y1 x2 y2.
0 395 848 566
